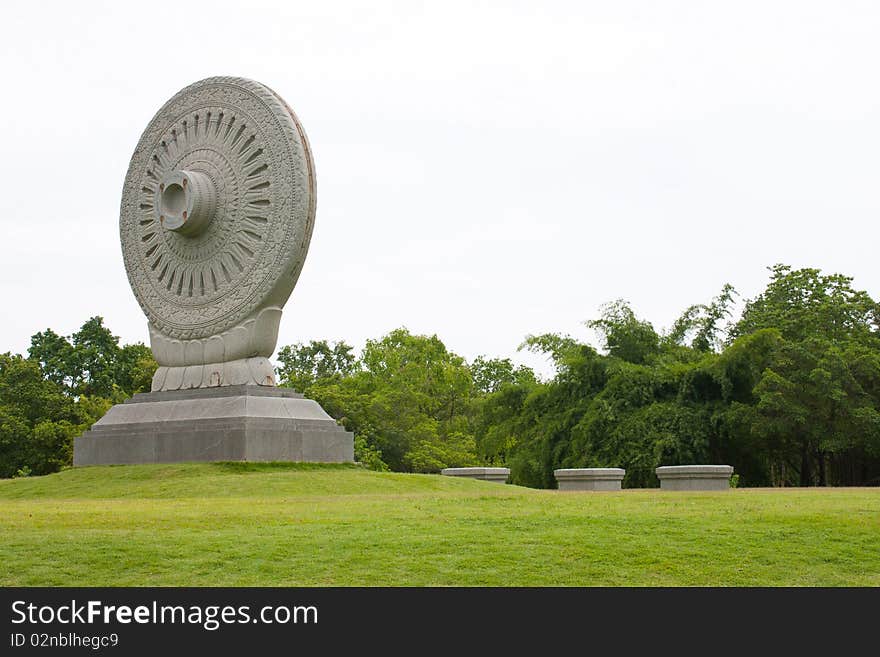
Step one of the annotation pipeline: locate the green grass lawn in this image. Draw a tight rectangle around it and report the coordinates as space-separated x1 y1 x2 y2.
1 463 878 586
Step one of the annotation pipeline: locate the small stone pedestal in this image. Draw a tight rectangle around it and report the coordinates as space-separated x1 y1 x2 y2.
554 468 625 491
73 384 354 465
655 465 734 491
440 467 510 483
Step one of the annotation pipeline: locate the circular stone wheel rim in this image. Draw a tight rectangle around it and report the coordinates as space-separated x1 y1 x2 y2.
119 76 316 341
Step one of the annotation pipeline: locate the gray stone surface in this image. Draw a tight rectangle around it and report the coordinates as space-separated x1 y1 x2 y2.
119 77 317 391
76 77 354 467
655 465 734 491
124 383 304 403
440 467 510 483
74 385 353 466
554 468 625 491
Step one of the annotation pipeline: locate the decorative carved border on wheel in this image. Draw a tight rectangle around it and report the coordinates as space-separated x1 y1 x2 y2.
120 77 316 341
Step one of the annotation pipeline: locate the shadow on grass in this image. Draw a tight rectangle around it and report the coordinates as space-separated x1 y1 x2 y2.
209 461 364 474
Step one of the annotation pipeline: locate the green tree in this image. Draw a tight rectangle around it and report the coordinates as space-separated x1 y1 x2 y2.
725 266 880 485
27 328 74 389
744 339 880 485
278 329 479 473
730 264 879 345
666 284 737 352
357 329 476 472
276 340 357 393
470 356 536 394
588 300 660 364
0 353 81 478
68 317 125 398
501 340 612 487
1 318 157 478
29 317 155 399
117 343 157 395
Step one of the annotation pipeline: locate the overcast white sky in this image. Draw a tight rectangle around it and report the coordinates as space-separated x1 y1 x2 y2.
1 1 877 377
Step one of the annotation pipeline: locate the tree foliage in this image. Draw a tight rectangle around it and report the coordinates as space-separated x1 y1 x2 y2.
277 329 479 473
28 316 156 400
3 265 879 486
0 318 156 478
276 340 357 392
481 267 880 488
720 265 880 485
0 354 80 478
588 299 661 365
666 283 737 352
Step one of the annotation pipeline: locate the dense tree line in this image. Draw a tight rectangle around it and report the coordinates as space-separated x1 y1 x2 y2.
0 318 155 478
2 265 879 486
277 265 880 487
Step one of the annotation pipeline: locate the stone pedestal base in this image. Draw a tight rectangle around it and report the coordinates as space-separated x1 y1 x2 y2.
554 468 625 491
655 465 734 491
73 385 354 465
440 467 510 483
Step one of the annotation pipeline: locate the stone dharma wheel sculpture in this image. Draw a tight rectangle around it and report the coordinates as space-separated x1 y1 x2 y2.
119 76 316 391
74 78 353 466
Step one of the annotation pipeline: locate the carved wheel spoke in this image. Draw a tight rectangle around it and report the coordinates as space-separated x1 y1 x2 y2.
120 77 316 341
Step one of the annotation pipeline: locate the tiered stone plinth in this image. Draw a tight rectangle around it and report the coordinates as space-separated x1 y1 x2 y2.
440 467 510 483
554 468 625 491
73 385 353 465
655 465 734 491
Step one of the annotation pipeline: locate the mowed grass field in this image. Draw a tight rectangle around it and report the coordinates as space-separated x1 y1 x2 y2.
1 463 878 586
